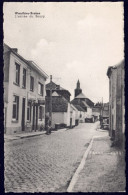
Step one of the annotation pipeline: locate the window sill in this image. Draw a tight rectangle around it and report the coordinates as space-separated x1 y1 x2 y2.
22 86 26 89
38 94 43 96
13 82 20 87
12 120 18 123
30 89 34 92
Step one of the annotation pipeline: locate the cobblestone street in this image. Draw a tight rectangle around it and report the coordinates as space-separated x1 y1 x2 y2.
4 122 99 192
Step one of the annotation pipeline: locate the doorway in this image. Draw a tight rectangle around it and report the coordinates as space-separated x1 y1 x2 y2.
21 98 26 131
32 104 38 131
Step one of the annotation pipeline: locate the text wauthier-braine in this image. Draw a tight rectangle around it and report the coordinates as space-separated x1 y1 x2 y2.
15 12 45 18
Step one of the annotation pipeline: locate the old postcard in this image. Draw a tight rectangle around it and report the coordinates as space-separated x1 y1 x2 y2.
3 2 125 192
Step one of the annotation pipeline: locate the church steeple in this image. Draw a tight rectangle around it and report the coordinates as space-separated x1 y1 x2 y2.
75 80 82 97
77 79 80 89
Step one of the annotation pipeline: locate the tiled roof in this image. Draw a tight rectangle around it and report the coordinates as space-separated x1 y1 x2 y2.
75 93 94 107
45 96 68 112
73 104 85 112
71 99 87 111
71 104 78 111
75 92 87 99
84 98 94 108
82 101 89 108
71 98 92 110
46 81 66 90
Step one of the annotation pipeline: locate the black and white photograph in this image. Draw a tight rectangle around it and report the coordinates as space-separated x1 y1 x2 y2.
3 2 125 192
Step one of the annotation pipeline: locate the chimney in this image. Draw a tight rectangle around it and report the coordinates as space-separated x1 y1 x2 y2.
12 48 18 53
56 85 60 90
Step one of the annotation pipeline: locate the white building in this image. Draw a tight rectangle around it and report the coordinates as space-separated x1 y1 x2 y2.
4 43 48 134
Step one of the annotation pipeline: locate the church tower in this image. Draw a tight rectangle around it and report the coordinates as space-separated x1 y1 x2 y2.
74 80 82 97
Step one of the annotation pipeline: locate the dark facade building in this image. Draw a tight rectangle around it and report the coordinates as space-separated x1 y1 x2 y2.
107 60 125 148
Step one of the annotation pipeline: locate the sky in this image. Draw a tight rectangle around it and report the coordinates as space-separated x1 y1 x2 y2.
3 2 124 103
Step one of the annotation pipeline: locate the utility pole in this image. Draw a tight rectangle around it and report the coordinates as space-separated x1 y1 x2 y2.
48 75 61 130
49 75 52 128
102 97 103 118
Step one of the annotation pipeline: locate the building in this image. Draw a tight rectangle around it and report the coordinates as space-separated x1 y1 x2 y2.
70 104 78 128
45 81 71 129
92 106 101 121
71 80 94 122
107 60 125 148
73 104 85 124
4 43 48 134
102 103 109 118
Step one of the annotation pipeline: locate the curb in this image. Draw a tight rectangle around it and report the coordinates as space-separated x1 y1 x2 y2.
4 132 46 141
67 135 106 192
4 128 67 142
19 132 46 139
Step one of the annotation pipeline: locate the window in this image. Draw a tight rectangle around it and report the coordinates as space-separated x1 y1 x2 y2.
38 82 44 96
15 63 20 85
30 76 34 91
39 106 44 120
27 101 31 121
22 68 26 88
12 95 19 120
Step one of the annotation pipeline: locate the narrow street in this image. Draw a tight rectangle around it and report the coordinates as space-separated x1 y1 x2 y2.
4 122 100 192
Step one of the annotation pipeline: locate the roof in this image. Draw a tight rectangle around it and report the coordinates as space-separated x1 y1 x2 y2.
45 96 68 112
27 61 48 79
84 98 94 108
52 91 60 97
107 60 124 77
46 81 68 90
4 43 48 79
75 92 87 99
46 81 71 96
82 101 89 108
70 104 78 111
72 104 85 112
46 81 60 90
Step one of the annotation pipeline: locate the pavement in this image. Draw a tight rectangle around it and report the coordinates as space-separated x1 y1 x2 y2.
4 122 98 192
67 129 126 192
5 122 125 192
4 128 67 141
